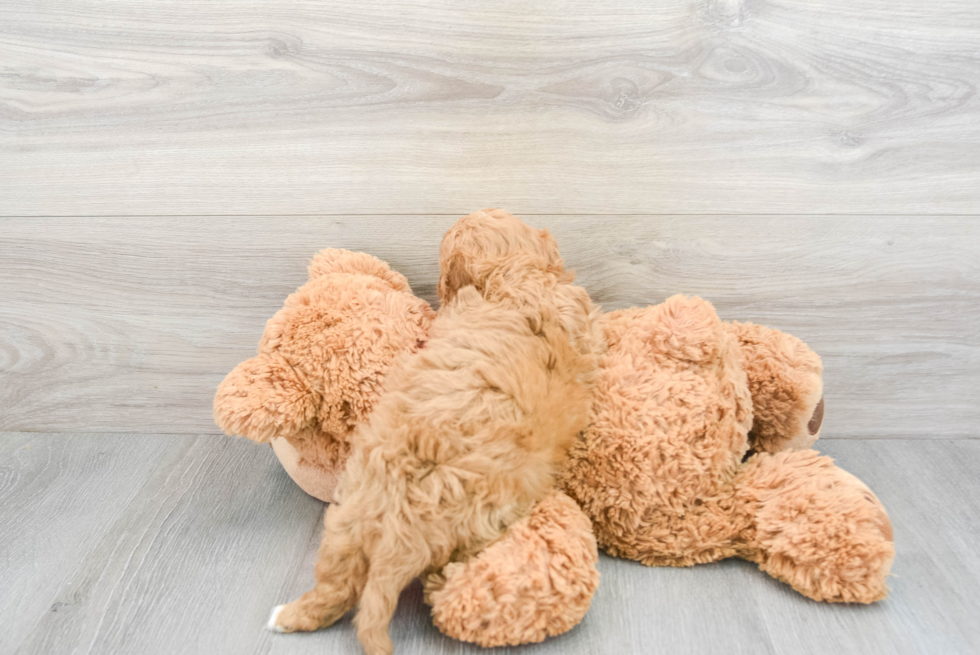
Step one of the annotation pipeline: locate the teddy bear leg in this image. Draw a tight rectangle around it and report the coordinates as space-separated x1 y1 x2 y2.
424 492 599 647
723 321 825 452
735 450 894 603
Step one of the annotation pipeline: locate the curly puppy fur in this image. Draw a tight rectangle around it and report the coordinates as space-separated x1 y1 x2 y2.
271 210 603 655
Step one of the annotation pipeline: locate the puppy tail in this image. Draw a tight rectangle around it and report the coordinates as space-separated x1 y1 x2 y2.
354 532 431 655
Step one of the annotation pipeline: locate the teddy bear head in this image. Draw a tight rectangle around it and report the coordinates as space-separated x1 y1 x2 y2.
213 249 435 472
561 295 827 560
580 294 825 471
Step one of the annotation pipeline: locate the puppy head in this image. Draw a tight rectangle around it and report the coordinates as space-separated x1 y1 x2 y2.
438 208 571 303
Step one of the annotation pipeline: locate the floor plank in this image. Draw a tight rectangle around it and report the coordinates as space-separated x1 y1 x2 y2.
1 434 978 654
0 432 324 655
2 0 979 215
2 215 977 438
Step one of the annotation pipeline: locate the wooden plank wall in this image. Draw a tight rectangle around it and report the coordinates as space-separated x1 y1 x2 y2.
2 0 979 216
2 216 977 437
1 0 979 439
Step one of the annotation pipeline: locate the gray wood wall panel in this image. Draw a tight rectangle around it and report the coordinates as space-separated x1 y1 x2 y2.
1 215 977 438
2 0 979 215
3 433 978 654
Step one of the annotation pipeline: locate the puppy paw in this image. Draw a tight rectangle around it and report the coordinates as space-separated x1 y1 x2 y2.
266 605 286 632
267 599 328 633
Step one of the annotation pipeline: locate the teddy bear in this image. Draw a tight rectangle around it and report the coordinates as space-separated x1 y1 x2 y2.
419 253 894 645
213 248 435 502
559 294 895 604
214 213 894 648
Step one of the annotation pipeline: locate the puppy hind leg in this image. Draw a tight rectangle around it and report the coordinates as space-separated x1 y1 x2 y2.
271 507 369 633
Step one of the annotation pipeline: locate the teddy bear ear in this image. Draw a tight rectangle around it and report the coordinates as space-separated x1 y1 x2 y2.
213 352 318 444
644 295 724 362
307 248 410 292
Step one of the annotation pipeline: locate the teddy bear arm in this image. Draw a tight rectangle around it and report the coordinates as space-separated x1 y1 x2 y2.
723 321 825 453
733 450 894 603
425 492 599 647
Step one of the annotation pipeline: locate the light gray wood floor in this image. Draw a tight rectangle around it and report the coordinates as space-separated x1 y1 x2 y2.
2 432 977 655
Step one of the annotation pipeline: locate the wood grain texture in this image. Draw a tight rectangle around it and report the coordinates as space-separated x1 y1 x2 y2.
2 0 980 215
0 432 325 655
2 434 978 654
2 215 977 438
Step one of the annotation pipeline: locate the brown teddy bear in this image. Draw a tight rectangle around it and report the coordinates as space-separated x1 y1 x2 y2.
214 213 894 648
420 255 894 647
560 294 895 604
214 248 435 502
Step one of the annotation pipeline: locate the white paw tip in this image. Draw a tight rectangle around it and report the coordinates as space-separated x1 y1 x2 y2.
267 605 286 632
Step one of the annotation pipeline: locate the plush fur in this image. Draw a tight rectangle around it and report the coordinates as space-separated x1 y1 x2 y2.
215 213 894 652
213 249 434 499
424 491 599 647
268 209 602 655
560 295 894 602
